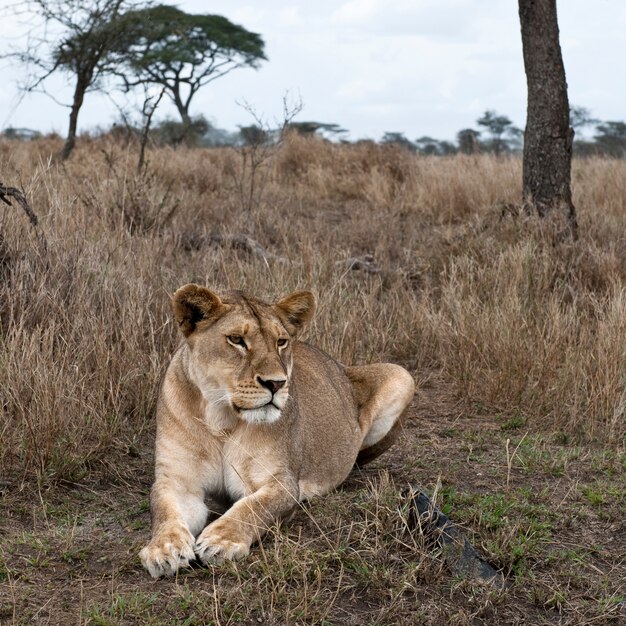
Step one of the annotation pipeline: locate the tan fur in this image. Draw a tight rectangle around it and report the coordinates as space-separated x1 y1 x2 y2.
140 285 415 578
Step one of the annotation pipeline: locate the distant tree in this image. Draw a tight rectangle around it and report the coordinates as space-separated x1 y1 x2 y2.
7 0 136 160
569 106 599 134
148 116 239 147
203 125 240 148
287 121 347 139
118 5 266 135
456 128 481 155
415 136 457 156
415 136 439 155
239 124 268 146
518 0 577 237
381 132 416 152
437 140 458 156
593 121 626 158
150 115 211 147
477 110 522 155
1 128 42 141
570 106 601 157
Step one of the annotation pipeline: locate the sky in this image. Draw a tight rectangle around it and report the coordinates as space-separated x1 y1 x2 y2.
0 0 625 142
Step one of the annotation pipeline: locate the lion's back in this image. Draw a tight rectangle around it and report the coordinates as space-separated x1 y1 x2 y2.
291 343 362 497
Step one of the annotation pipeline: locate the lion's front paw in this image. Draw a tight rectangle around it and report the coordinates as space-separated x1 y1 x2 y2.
194 522 250 564
140 526 196 578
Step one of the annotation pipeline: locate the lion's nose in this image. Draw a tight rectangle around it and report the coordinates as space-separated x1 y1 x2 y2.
257 377 287 395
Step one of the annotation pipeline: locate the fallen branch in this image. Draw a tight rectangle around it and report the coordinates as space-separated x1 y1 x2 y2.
0 183 39 227
337 254 382 274
404 484 505 588
182 232 288 264
0 182 48 257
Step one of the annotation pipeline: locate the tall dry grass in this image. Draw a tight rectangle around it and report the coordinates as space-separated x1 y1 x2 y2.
1 133 625 483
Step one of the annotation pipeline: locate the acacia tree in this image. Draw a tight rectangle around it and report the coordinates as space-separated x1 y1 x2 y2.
457 128 481 155
518 0 577 237
287 121 347 139
569 105 598 134
477 110 522 155
10 0 137 160
118 5 266 135
594 121 626 157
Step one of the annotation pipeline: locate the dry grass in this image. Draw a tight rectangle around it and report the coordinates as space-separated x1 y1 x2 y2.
0 134 625 624
1 134 624 484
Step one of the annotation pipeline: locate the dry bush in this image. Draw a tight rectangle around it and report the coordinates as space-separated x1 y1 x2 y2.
1 135 625 483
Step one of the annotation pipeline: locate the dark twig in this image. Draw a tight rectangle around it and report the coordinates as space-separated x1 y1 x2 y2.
232 94 303 213
137 87 165 174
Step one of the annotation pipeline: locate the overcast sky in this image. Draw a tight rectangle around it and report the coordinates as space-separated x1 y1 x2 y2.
1 0 624 141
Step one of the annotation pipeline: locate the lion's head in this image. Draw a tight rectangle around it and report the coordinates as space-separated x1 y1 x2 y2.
172 284 315 425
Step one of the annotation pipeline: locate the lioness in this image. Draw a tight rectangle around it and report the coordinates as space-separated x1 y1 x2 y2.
140 285 415 578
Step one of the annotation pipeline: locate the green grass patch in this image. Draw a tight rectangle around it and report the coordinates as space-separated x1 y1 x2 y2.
83 592 161 626
441 487 554 578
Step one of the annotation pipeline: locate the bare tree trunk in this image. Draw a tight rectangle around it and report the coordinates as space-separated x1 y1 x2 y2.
170 86 193 144
61 76 88 161
518 0 578 238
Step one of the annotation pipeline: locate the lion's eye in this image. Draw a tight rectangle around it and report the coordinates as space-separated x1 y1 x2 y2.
277 338 288 348
227 335 247 349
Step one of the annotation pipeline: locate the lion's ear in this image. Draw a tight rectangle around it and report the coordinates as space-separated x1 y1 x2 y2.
275 290 316 335
172 284 225 337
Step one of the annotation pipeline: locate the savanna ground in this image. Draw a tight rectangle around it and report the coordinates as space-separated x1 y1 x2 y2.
0 134 624 625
